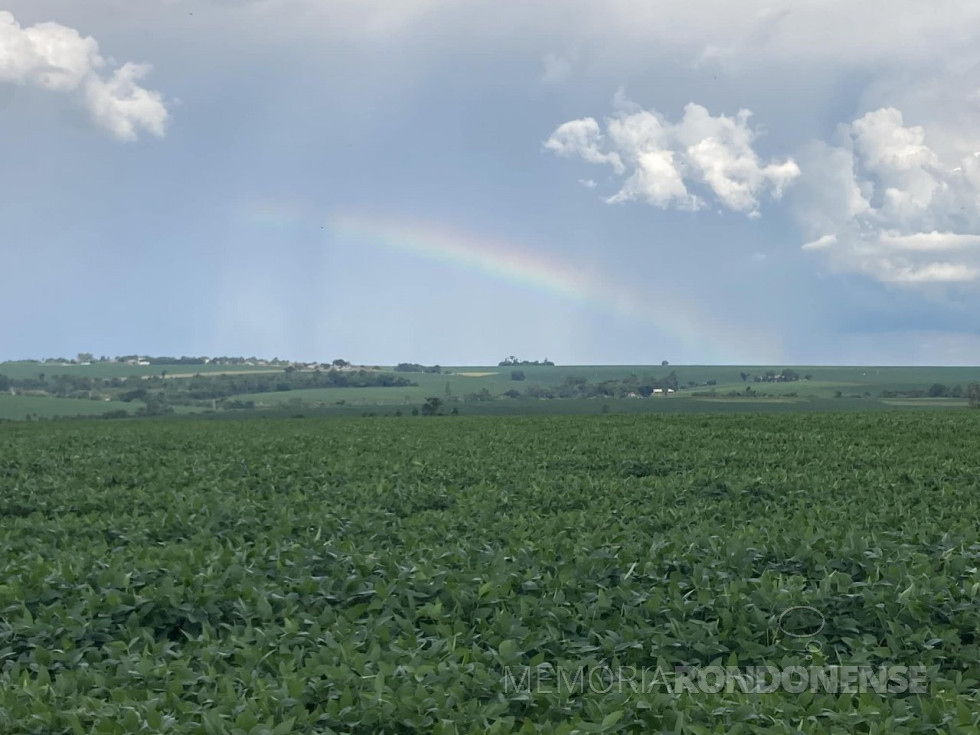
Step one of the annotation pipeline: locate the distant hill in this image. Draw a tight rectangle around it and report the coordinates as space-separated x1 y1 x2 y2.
1 361 978 422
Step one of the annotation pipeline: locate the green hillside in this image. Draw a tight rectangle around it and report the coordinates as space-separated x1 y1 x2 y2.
2 361 978 421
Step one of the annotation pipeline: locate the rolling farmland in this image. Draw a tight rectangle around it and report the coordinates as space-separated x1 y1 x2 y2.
2 362 979 420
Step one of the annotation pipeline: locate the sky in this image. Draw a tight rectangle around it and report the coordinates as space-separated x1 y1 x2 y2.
3 1 980 365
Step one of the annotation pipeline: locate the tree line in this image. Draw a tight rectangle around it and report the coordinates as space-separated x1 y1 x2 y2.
0 368 416 405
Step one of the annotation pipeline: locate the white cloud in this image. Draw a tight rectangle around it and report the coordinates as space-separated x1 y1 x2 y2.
796 107 980 286
801 234 837 250
85 63 169 141
546 98 799 216
878 231 980 252
0 10 168 140
578 178 597 188
544 117 625 173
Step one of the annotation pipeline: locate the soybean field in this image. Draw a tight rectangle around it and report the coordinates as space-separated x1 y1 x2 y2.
0 413 978 733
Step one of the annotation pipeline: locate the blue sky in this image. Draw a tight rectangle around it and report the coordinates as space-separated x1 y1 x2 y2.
3 1 980 365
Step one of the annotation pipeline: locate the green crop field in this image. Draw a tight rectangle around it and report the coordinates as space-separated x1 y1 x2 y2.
0 395 145 422
1 413 977 733
0 362 289 381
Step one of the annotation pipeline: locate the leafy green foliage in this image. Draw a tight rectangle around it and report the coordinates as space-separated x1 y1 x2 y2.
0 413 978 732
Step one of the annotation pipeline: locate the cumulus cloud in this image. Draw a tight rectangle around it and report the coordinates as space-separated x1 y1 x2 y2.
545 117 625 173
796 108 980 286
0 11 168 140
545 98 800 216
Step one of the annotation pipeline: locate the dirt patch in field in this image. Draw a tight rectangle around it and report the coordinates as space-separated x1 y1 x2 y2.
882 399 967 407
456 372 499 377
156 369 284 379
695 397 801 404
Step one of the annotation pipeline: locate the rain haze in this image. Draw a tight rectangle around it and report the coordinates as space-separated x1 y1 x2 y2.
4 1 980 365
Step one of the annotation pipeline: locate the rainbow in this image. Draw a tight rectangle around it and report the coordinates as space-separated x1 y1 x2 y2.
240 201 779 362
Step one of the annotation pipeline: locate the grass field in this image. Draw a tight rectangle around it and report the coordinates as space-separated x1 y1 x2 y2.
0 395 144 421
230 393 952 418
4 361 980 389
0 412 977 732
280 364 980 406
0 362 289 381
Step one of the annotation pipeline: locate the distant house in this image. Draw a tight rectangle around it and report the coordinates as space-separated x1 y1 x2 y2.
626 391 640 399
652 388 664 395
137 359 151 366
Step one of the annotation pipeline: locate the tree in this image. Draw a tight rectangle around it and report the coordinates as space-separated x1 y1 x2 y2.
421 397 442 416
465 388 493 402
661 360 669 367
138 393 173 416
928 383 949 398
510 370 525 381
524 384 553 399
120 388 148 403
967 383 980 408
658 370 679 392
740 372 748 382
